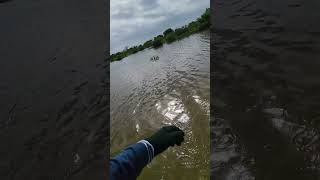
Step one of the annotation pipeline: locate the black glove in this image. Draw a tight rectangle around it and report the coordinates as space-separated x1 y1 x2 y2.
146 125 185 156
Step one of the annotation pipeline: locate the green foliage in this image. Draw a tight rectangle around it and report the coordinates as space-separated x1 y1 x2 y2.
188 21 199 33
143 40 153 48
153 36 163 48
156 34 164 40
163 28 174 36
138 45 144 51
175 26 188 36
165 32 177 43
199 21 210 31
197 8 210 31
197 8 210 24
110 8 210 62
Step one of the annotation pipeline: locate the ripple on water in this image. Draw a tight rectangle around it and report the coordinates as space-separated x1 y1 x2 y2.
192 95 210 115
211 117 254 180
262 108 320 170
155 95 190 127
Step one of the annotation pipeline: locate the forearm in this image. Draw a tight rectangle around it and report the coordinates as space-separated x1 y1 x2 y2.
110 140 154 180
109 126 184 180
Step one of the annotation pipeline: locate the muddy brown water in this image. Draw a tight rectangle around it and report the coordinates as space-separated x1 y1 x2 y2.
212 0 320 179
111 31 210 179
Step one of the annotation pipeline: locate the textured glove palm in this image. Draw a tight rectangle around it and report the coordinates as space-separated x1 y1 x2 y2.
146 126 185 156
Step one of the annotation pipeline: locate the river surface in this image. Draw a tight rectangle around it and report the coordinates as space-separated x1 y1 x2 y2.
111 31 210 179
0 1 107 179
212 0 320 179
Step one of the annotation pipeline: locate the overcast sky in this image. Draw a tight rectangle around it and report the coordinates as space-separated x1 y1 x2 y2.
111 0 210 54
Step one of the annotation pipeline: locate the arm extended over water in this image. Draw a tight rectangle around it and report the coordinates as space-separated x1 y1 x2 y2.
110 126 185 180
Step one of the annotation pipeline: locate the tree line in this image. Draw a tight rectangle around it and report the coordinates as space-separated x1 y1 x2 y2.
110 8 210 62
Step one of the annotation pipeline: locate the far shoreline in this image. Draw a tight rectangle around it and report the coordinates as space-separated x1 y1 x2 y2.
110 8 210 62
110 29 210 64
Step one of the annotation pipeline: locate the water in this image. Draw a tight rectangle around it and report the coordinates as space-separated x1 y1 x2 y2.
0 1 107 179
212 0 320 179
110 31 210 179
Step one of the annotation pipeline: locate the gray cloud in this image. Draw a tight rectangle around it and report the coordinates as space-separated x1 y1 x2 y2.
139 0 159 9
111 0 209 53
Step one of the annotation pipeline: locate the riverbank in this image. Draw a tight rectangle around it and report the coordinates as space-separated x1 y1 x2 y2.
110 8 210 62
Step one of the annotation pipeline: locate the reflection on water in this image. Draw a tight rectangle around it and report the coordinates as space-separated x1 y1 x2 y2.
111 31 210 179
156 95 190 124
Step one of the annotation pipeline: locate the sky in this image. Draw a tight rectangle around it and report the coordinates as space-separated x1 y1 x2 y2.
110 0 210 54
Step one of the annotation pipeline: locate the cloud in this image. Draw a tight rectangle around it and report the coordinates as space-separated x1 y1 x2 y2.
111 0 209 53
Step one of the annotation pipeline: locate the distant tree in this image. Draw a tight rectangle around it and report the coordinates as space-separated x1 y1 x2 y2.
163 28 174 36
199 21 209 31
153 37 163 48
174 26 188 37
188 21 199 33
138 45 144 51
143 40 153 48
197 9 209 23
132 46 138 54
165 32 177 43
156 34 164 39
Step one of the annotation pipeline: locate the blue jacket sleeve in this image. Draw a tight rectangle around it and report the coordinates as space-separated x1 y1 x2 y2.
110 142 153 180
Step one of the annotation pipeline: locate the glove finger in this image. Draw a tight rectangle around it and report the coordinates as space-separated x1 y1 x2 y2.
177 137 183 146
177 135 184 146
169 131 185 145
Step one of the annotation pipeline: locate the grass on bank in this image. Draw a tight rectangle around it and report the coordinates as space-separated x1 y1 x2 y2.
110 8 210 62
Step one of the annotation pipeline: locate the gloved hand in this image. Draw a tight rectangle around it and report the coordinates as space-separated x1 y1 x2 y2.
146 125 185 156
